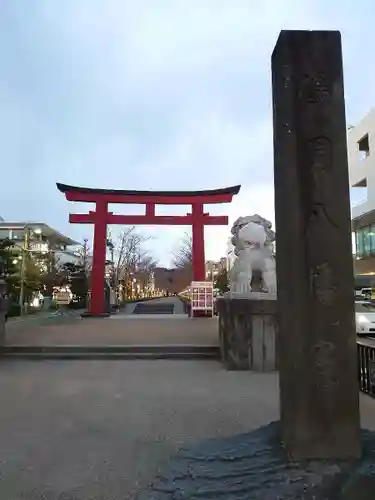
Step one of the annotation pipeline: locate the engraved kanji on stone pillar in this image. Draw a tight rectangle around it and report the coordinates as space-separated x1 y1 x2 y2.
272 30 361 460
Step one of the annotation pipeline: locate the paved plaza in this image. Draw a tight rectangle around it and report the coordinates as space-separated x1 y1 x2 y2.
0 360 374 499
5 298 218 347
2 297 375 498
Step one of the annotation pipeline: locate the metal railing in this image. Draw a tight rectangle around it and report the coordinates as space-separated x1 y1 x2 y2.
358 340 375 397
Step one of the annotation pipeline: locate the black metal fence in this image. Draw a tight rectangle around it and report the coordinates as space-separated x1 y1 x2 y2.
358 341 375 397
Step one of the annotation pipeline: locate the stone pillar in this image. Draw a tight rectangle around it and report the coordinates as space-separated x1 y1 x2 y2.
272 31 361 460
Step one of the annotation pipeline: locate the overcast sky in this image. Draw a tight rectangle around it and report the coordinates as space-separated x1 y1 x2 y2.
0 1 373 266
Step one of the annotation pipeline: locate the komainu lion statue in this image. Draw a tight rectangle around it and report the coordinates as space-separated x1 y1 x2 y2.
230 214 277 294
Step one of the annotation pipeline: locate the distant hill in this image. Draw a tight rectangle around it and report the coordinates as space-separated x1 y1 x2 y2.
153 266 191 294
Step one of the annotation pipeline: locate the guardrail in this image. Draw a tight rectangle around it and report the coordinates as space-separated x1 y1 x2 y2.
358 339 375 397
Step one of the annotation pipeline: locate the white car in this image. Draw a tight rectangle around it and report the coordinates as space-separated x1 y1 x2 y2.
355 287 372 301
355 301 375 335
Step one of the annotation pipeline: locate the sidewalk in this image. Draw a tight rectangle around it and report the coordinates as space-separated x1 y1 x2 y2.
7 309 85 328
5 297 218 347
8 310 55 325
5 315 218 346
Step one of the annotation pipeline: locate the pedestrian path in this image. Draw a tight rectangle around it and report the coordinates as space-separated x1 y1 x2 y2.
7 308 84 326
110 313 188 320
124 296 186 315
6 316 218 346
5 297 217 347
133 301 174 315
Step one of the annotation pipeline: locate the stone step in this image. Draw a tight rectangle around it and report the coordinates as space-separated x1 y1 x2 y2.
1 345 220 360
133 304 174 315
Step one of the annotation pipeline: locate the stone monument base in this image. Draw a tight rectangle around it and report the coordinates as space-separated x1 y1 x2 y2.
216 293 277 371
137 421 375 499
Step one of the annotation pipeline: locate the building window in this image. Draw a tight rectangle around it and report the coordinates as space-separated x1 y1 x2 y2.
355 224 375 258
11 229 25 240
363 227 371 256
358 134 370 160
356 230 364 257
0 229 11 239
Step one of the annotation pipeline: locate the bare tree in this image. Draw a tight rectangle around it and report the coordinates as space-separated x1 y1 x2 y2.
39 252 64 297
75 238 91 274
136 255 158 295
112 227 155 293
172 232 192 270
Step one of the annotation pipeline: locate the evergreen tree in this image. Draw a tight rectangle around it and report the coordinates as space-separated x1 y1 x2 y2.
214 268 229 293
0 238 18 294
62 262 88 303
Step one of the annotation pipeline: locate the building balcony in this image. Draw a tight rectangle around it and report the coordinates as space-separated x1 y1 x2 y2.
352 199 372 220
29 242 49 253
350 156 369 189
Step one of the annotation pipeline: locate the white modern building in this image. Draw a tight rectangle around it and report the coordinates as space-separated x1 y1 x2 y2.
348 108 375 275
0 221 82 266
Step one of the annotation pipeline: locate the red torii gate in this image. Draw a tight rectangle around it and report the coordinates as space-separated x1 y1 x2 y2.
57 183 240 316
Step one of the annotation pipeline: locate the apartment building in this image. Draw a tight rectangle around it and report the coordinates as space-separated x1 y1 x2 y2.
349 109 375 275
205 258 226 281
0 221 82 266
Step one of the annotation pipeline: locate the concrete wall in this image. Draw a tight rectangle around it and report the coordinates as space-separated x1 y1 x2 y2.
349 108 375 218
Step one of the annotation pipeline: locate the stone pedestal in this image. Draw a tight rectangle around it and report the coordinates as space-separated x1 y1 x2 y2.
216 293 277 371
